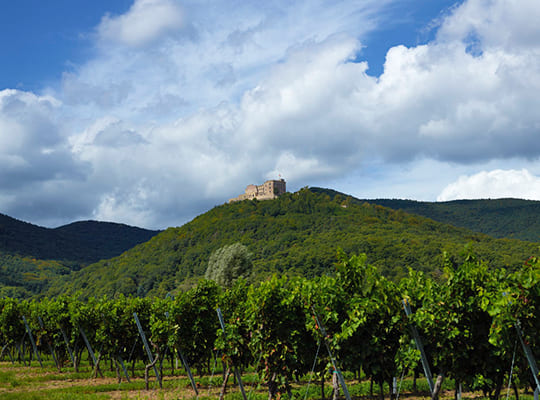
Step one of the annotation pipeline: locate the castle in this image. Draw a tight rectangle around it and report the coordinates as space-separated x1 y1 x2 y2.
229 179 286 203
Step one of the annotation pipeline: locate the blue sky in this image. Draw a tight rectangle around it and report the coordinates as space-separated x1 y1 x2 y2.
0 1 131 90
1 1 453 88
1 0 540 229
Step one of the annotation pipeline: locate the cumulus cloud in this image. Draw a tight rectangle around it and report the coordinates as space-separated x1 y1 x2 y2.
0 89 93 225
97 0 183 47
0 89 84 187
437 169 540 201
5 0 540 229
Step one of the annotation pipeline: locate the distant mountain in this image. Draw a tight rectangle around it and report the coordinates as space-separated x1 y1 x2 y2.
310 188 540 242
48 188 539 299
0 213 160 297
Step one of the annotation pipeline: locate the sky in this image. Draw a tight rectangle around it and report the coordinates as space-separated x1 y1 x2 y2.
1 0 540 229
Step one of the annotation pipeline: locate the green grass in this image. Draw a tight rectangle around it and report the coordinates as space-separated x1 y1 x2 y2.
1 361 539 400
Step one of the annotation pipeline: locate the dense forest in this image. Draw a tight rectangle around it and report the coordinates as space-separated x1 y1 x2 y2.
366 198 540 242
0 214 160 297
46 188 540 299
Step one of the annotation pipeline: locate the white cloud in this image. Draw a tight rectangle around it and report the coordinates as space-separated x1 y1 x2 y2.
437 0 540 52
437 169 540 201
97 0 183 47
5 0 540 229
0 89 80 184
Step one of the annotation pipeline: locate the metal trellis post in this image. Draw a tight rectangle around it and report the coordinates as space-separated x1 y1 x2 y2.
38 316 60 370
312 307 352 400
164 310 198 395
217 307 248 400
79 327 98 366
60 327 75 368
515 321 540 390
22 316 43 367
403 299 435 394
133 312 162 388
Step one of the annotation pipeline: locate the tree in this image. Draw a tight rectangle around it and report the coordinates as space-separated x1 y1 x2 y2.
205 243 252 288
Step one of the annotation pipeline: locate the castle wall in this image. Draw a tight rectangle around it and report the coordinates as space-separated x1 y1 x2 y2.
229 179 286 202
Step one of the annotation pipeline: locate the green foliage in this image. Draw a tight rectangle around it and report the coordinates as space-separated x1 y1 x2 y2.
405 254 516 398
215 279 252 369
339 194 540 242
0 213 159 264
169 279 221 372
205 243 252 288
245 275 317 398
0 213 159 297
0 251 538 399
51 188 539 299
335 251 404 389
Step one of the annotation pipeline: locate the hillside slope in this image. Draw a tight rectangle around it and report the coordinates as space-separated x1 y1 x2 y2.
367 198 540 242
48 189 539 299
309 188 540 242
0 214 160 297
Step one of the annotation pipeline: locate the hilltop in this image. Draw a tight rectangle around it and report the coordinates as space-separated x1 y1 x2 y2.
0 214 160 297
47 188 539 299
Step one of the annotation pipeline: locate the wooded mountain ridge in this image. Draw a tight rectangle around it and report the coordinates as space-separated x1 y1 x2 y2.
1 188 539 299
312 188 540 242
46 188 540 299
0 214 160 297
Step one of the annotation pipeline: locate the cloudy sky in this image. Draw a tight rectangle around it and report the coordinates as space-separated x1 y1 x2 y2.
1 0 540 229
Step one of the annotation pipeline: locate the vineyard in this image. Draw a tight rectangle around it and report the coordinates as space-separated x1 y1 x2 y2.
0 251 539 400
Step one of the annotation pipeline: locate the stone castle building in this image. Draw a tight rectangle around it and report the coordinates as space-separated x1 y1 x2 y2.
229 179 286 202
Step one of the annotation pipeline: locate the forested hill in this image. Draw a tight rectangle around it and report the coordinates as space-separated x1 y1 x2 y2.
0 213 160 263
309 188 540 242
0 213 160 298
370 198 540 242
48 188 539 299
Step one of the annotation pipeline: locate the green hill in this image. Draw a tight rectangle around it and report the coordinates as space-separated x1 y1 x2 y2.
314 189 540 242
0 214 160 297
48 188 539 299
368 198 540 242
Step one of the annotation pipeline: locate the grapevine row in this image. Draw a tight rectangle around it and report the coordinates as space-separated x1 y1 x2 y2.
0 251 538 399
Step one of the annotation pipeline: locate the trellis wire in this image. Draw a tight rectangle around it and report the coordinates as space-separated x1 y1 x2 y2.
312 307 352 400
395 366 406 400
303 339 321 400
247 346 263 400
515 321 540 389
207 350 220 397
22 316 42 367
402 299 435 394
217 307 248 400
505 340 518 400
